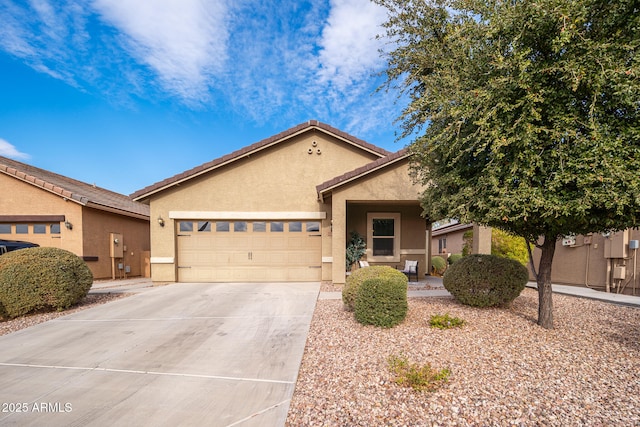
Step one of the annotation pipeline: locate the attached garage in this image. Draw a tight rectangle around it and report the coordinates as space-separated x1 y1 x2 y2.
131 121 428 285
176 219 322 282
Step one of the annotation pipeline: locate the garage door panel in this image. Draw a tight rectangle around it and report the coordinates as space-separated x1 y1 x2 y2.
177 220 322 282
268 237 287 250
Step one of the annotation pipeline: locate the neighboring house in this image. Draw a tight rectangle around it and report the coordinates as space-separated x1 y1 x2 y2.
431 222 473 256
432 219 640 296
0 156 150 279
531 229 640 296
131 120 431 285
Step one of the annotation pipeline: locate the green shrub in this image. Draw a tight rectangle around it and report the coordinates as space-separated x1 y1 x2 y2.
0 247 93 318
388 354 450 392
447 254 463 265
354 277 408 328
491 228 532 266
462 228 532 265
429 313 465 329
431 256 447 275
343 265 407 311
443 254 528 307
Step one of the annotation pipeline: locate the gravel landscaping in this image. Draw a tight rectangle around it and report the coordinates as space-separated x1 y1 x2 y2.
286 289 640 426
2 284 638 426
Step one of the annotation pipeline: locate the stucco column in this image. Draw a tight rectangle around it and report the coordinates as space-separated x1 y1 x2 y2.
425 222 432 275
331 198 348 285
472 224 492 254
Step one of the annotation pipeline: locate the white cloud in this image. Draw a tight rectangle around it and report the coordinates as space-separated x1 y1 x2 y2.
0 0 403 144
0 139 30 160
317 0 387 90
91 0 230 104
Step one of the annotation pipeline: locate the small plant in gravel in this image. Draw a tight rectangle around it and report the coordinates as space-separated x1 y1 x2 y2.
429 313 465 329
388 354 450 392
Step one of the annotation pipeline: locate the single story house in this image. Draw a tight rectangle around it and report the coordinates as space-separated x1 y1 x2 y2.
131 120 433 285
431 222 473 256
0 156 150 279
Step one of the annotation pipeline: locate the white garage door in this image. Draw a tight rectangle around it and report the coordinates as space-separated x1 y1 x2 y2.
176 220 322 282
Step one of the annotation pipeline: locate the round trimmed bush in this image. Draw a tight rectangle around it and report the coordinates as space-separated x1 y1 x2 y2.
431 256 447 275
448 254 463 265
443 254 528 307
343 265 407 311
0 247 93 318
354 277 408 328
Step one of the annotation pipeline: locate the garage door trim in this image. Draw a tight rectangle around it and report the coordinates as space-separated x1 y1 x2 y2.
170 211 326 220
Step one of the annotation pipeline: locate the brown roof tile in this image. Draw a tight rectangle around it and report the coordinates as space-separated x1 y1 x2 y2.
316 148 410 196
131 120 393 200
0 156 149 219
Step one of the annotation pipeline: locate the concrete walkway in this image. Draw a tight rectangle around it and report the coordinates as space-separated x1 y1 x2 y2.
319 276 640 308
526 281 640 307
0 282 320 427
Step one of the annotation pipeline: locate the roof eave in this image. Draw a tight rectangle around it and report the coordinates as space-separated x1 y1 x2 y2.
317 152 410 198
85 202 150 221
131 121 392 201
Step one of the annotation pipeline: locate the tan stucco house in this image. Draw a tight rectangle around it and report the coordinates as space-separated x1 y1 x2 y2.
431 222 473 256
531 229 640 296
0 156 150 279
131 121 431 285
431 219 640 296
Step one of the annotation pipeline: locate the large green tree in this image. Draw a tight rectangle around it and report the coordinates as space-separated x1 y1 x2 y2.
376 0 640 328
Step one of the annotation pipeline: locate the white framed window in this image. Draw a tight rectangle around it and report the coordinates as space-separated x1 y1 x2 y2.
438 237 447 253
366 213 401 262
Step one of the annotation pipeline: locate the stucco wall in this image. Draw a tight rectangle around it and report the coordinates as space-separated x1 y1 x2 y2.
532 229 640 295
0 174 83 253
328 159 426 284
431 226 472 256
81 209 150 279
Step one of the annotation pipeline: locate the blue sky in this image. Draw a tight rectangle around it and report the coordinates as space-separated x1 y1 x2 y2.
0 0 410 196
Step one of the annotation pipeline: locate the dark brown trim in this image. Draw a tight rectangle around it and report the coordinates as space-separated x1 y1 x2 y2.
82 256 99 262
0 215 65 222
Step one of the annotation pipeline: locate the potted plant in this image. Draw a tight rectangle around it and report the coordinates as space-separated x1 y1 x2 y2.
346 231 366 272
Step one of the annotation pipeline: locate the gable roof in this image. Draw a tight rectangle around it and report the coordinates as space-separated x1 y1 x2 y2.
0 156 149 220
431 222 473 237
130 120 392 201
316 148 410 200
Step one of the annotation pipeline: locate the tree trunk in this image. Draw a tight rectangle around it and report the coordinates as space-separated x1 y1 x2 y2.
536 235 557 329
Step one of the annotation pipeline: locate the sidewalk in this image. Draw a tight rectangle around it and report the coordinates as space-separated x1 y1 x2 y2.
319 276 451 300
526 281 640 308
90 277 155 294
320 276 640 308
91 276 640 308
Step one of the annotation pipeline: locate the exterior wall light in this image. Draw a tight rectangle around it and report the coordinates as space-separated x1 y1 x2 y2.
64 221 73 230
157 216 165 227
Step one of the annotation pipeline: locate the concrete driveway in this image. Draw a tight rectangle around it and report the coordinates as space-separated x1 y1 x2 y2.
0 282 320 426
